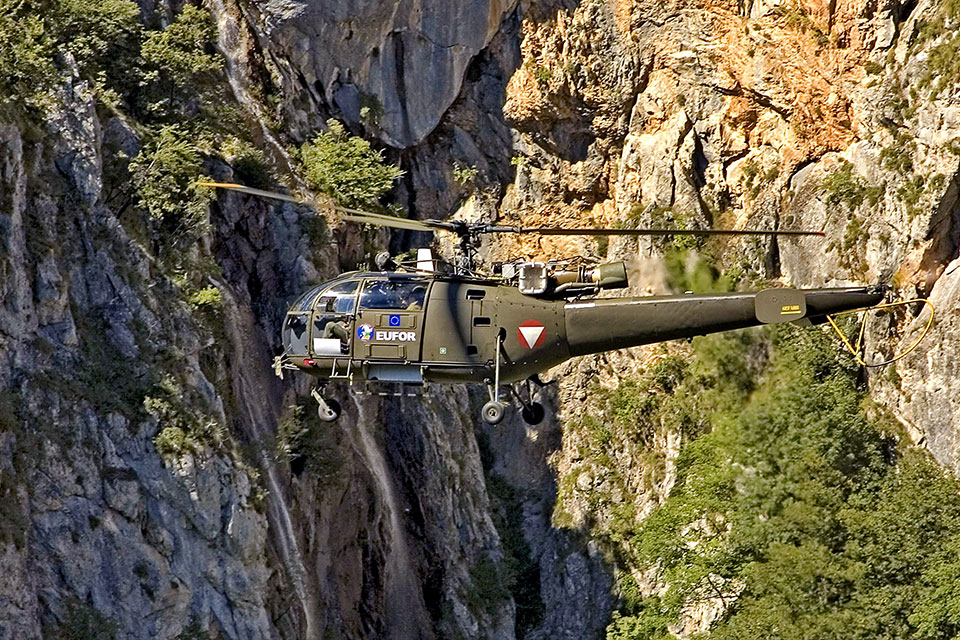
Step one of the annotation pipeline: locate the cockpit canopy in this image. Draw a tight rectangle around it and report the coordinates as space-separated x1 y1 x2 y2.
281 275 430 355
289 279 359 314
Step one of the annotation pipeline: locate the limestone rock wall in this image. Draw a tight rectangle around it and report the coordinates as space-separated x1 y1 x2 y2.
242 0 518 147
5 0 960 638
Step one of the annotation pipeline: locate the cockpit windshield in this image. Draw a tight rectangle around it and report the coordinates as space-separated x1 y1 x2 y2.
359 279 428 310
290 285 325 313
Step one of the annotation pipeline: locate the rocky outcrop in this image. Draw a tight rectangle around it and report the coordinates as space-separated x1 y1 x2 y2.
244 0 519 147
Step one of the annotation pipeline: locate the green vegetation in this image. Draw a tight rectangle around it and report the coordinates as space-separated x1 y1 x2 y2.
526 62 553 87
68 311 155 421
178 621 213 640
275 402 342 480
663 246 741 294
916 0 960 98
297 119 404 210
880 131 916 174
359 92 384 127
0 0 140 115
898 174 927 219
129 125 214 249
453 162 479 186
19 2 264 274
554 330 764 539
596 234 610 258
486 475 544 635
822 161 884 209
578 325 960 639
838 215 869 274
220 136 273 188
49 599 118 640
186 285 223 310
462 555 516 619
140 6 220 89
619 204 697 250
0 469 28 548
153 425 200 458
133 5 235 128
0 389 19 432
739 159 782 198
475 430 545 635
147 375 224 460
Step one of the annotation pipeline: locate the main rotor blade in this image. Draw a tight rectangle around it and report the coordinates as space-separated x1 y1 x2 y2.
197 181 308 205
339 211 443 233
483 226 825 237
200 181 445 232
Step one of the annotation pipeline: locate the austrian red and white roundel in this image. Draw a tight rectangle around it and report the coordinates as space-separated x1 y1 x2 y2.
517 320 546 349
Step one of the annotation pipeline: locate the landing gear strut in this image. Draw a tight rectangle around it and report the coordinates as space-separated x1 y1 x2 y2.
481 330 508 425
311 387 341 422
480 331 546 425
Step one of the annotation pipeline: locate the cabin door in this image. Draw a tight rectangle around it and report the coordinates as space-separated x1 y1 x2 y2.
354 279 427 361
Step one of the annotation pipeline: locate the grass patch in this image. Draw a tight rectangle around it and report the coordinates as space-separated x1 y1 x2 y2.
822 161 883 209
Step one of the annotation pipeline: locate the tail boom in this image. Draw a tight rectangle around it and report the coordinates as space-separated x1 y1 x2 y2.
564 286 885 357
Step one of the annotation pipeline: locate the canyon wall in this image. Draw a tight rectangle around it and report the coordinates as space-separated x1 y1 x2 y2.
2 0 960 638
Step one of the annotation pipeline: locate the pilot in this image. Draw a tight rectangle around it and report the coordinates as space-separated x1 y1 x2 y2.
405 285 427 310
320 318 349 341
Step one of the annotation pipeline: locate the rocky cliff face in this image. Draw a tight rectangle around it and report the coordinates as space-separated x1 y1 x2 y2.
3 0 960 638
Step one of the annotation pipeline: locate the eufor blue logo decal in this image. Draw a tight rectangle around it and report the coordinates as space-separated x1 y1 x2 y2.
357 323 374 342
389 314 401 327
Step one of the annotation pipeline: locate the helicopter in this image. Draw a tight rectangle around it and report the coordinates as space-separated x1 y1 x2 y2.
202 182 890 425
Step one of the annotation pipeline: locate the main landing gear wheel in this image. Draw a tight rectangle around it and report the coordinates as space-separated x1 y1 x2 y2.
312 388 342 422
481 401 506 425
317 398 341 422
521 402 545 425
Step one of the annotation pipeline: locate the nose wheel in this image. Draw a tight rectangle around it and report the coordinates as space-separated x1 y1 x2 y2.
311 388 342 422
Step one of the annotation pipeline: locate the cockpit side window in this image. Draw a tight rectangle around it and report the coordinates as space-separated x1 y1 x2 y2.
321 280 359 314
359 280 427 310
282 313 309 354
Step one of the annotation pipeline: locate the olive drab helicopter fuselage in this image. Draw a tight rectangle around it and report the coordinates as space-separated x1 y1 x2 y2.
275 259 885 425
201 181 895 426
